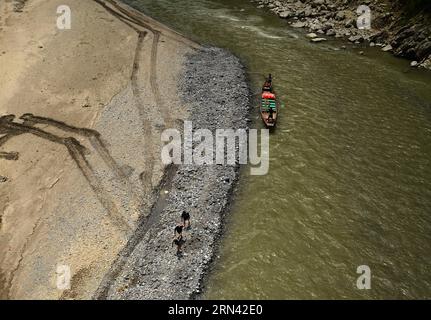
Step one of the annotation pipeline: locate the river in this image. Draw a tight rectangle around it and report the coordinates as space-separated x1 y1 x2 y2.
124 0 431 299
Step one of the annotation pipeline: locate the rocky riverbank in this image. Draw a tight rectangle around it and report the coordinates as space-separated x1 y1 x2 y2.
95 47 250 300
252 0 431 69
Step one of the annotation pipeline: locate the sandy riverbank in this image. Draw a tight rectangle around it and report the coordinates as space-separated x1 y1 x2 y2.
0 0 235 299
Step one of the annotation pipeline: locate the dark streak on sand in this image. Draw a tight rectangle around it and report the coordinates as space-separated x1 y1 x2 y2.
130 31 156 190
0 114 133 233
94 164 178 299
19 113 144 213
0 112 142 298
93 0 170 191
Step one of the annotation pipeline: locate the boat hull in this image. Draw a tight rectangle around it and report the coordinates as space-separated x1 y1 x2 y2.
260 106 278 127
260 97 278 127
260 75 279 128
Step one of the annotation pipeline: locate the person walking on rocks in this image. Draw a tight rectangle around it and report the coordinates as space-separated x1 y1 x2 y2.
172 234 184 256
181 210 191 229
174 224 184 238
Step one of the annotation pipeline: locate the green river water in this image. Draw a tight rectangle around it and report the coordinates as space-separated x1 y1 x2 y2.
125 0 431 299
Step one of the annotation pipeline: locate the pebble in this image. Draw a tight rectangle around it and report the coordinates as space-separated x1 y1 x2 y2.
326 29 336 36
381 44 393 52
311 37 327 42
291 21 306 28
278 11 291 19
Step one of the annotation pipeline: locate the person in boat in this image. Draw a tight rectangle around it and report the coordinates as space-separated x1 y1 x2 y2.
262 74 273 92
268 107 274 121
181 210 191 229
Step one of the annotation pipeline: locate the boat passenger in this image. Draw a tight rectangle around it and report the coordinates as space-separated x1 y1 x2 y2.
268 108 274 120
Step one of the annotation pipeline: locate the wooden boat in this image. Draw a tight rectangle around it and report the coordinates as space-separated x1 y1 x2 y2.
260 74 278 127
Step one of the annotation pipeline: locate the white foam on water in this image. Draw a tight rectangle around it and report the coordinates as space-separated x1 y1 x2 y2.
241 25 283 39
285 31 299 39
215 13 241 22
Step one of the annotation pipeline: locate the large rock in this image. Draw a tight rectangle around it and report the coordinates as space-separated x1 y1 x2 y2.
345 19 354 28
415 41 431 61
419 55 431 70
348 35 363 43
278 11 292 19
304 6 313 17
306 32 318 38
394 26 416 43
309 21 324 31
382 44 393 52
313 0 325 6
394 39 417 60
335 11 346 21
326 29 336 36
291 21 306 28
321 23 333 32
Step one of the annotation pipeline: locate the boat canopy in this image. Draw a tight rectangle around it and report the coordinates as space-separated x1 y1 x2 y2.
261 98 276 111
262 92 275 99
